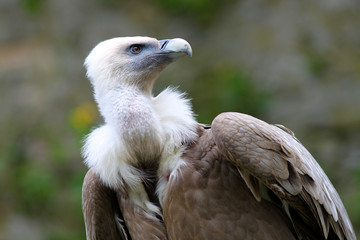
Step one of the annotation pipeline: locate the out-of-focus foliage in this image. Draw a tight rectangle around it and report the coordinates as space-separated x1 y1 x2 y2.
191 64 271 123
305 53 328 77
70 102 99 137
96 0 235 23
20 0 43 14
1 0 359 239
153 0 235 23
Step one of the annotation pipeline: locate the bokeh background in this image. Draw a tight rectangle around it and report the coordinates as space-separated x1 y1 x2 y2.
1 0 359 239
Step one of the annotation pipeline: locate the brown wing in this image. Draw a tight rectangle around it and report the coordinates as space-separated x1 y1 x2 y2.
212 112 356 240
117 195 168 240
82 168 168 240
82 168 129 240
163 127 297 240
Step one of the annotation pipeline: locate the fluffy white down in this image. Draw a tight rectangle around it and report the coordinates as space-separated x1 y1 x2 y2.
152 87 198 146
82 87 198 211
83 124 141 189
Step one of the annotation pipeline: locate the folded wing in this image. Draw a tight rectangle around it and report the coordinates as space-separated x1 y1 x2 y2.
82 169 130 240
82 169 168 240
212 112 355 240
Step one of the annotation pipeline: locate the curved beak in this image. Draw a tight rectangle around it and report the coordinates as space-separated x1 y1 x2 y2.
158 38 193 58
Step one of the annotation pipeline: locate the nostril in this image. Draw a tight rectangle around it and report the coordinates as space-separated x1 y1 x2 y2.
159 39 169 49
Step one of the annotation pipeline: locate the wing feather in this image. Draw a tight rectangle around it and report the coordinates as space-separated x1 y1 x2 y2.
82 169 168 240
212 112 355 240
82 168 130 240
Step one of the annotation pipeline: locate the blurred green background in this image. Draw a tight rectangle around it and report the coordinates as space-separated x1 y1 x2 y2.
1 0 359 239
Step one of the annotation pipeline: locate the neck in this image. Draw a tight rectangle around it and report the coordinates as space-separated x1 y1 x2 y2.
102 86 164 165
83 86 199 215
94 81 200 163
96 85 150 123
85 85 199 173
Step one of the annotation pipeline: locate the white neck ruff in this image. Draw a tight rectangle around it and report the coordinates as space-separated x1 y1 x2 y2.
82 87 198 214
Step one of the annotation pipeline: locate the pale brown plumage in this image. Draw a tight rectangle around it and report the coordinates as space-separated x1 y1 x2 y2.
82 37 355 240
82 112 355 240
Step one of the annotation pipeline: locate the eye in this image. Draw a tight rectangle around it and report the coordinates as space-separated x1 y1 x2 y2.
130 44 142 54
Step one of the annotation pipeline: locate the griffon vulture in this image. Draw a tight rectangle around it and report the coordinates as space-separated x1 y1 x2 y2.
81 36 356 240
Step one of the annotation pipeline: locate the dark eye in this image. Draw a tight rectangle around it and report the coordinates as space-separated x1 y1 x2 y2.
130 45 142 54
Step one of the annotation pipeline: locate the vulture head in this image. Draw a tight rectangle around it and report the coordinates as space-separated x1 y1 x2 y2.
84 37 192 98
82 36 356 240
